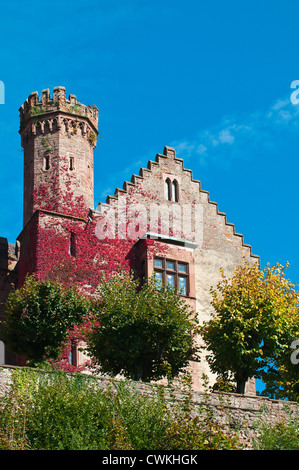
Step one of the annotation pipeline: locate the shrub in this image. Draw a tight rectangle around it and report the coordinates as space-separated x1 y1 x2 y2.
0 368 242 450
253 414 299 450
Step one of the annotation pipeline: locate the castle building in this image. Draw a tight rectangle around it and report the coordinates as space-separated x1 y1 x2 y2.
0 87 259 393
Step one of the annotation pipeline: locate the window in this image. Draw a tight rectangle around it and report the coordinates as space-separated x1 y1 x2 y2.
154 257 189 296
172 180 178 202
69 156 74 170
165 178 171 201
44 155 50 170
165 178 179 202
69 344 77 366
68 232 76 256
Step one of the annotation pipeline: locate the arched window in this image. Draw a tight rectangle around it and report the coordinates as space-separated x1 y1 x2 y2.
165 178 171 201
172 180 179 202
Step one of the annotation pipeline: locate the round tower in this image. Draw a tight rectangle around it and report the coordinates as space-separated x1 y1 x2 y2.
19 86 99 227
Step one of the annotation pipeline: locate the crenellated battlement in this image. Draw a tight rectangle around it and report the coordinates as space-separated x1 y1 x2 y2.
19 86 98 227
19 86 99 132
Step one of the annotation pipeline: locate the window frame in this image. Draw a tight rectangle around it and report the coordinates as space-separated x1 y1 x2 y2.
154 257 189 296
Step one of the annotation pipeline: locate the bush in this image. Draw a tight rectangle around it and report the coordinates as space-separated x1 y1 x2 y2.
253 414 299 450
0 368 242 450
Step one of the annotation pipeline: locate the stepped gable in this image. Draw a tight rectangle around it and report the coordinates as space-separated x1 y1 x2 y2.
95 145 259 261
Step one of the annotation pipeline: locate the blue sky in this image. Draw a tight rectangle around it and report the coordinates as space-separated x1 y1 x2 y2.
0 0 299 391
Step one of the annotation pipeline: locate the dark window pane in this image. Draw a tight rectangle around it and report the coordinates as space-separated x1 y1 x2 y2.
165 180 171 200
172 181 178 202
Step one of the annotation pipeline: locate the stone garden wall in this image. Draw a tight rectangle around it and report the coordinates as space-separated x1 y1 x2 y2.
1 365 298 449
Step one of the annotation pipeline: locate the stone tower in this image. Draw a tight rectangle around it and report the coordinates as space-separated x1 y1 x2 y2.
19 86 99 227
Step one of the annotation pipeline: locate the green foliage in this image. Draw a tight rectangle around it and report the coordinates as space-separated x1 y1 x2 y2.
69 104 83 116
159 415 240 450
253 411 299 450
1 274 91 364
24 373 112 450
86 271 199 382
200 263 299 394
88 131 97 144
3 368 299 450
0 368 242 450
260 343 299 401
29 106 45 117
41 137 53 153
0 368 37 450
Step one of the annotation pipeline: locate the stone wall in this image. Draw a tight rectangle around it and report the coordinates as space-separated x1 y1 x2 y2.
0 365 298 449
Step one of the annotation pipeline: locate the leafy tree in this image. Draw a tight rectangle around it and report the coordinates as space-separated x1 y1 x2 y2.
1 274 90 364
260 341 299 401
86 271 199 382
200 263 299 394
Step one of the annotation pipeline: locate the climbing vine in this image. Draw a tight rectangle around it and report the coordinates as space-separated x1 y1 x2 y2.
17 153 169 371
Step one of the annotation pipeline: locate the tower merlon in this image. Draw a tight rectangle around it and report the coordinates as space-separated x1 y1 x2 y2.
19 86 99 133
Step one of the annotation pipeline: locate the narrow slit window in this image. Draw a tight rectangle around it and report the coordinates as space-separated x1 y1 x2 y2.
172 180 179 202
70 156 74 170
44 155 50 171
69 232 76 256
69 344 77 366
165 178 171 201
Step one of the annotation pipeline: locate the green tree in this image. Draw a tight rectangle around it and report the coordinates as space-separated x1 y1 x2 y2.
86 271 199 382
260 341 299 401
200 263 299 394
1 274 90 364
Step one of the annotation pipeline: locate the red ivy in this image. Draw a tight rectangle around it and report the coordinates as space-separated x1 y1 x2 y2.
18 154 168 372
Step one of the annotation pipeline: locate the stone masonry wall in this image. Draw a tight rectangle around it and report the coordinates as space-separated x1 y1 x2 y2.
19 87 98 227
1 365 298 449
